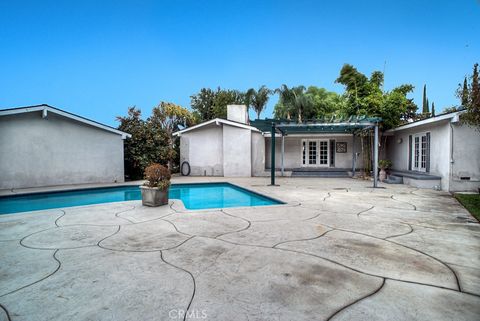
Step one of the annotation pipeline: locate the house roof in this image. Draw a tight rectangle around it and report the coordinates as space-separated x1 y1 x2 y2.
385 110 463 133
251 116 382 135
173 118 261 136
0 104 131 138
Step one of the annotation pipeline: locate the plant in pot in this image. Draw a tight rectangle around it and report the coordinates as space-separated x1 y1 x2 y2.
140 163 171 207
378 159 392 182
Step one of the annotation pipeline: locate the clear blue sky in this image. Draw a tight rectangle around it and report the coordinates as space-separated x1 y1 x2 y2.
1 0 478 126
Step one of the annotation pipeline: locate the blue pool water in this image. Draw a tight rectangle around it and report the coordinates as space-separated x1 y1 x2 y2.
0 183 283 214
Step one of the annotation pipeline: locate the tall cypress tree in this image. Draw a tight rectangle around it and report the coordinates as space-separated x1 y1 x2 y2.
472 63 479 108
461 77 469 106
422 84 428 113
460 63 480 127
431 102 435 117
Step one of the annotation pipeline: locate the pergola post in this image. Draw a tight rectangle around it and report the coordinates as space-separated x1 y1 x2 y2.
352 133 356 177
270 122 276 186
281 134 285 177
373 123 379 188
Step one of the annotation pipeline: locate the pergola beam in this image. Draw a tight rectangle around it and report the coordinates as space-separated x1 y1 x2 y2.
373 123 379 188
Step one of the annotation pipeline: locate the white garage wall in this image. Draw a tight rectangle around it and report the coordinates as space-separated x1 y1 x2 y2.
180 124 223 176
223 125 252 177
450 123 480 192
0 111 125 189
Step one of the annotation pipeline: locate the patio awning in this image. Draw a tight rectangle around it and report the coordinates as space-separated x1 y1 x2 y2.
252 115 382 188
250 116 382 135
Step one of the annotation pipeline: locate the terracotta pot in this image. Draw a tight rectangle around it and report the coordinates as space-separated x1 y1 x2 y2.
379 168 387 182
140 186 169 207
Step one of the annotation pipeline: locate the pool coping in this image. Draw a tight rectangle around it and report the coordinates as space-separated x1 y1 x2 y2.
0 181 144 197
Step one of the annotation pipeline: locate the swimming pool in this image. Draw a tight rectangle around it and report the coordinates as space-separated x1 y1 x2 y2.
0 183 283 214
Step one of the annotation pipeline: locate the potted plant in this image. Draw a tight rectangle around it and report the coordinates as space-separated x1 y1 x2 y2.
140 163 171 207
378 159 392 182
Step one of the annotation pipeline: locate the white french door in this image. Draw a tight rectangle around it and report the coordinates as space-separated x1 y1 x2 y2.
412 134 427 172
302 139 329 167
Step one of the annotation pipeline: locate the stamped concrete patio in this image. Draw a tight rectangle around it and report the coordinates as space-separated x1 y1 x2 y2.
1 177 480 321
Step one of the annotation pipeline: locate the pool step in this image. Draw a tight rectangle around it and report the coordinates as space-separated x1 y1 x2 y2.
384 175 403 184
291 170 351 178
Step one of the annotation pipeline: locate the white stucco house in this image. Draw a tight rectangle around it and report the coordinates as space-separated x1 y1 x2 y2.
175 105 480 192
0 104 131 189
385 111 480 192
174 105 265 177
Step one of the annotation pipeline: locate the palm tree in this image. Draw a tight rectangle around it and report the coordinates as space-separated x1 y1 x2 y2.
246 86 272 119
274 85 309 122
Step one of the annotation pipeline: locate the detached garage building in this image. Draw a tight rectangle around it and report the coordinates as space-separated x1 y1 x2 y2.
173 105 265 177
0 104 130 189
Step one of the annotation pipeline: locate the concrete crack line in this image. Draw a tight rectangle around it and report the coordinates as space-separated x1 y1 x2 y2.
19 218 126 251
271 228 333 248
54 210 66 227
96 225 121 247
113 205 137 224
0 249 61 299
159 251 196 321
409 188 431 199
384 223 414 240
97 235 196 253
0 303 11 321
18 227 99 251
357 206 375 217
301 210 327 221
390 194 417 210
214 209 252 239
160 218 194 237
323 192 331 201
326 278 386 321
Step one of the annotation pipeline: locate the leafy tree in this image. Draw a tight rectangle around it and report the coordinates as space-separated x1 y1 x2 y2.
393 84 418 121
117 103 196 179
116 107 145 179
190 87 246 121
246 85 272 119
444 106 458 113
335 64 416 129
304 86 346 119
149 102 196 170
431 102 436 117
117 107 169 180
190 88 216 121
335 64 369 100
212 89 245 119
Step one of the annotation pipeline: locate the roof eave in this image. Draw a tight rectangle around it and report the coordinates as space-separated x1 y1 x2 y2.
0 105 131 139
173 118 261 136
386 111 463 133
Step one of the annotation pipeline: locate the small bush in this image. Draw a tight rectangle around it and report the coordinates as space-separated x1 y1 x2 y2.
144 163 171 190
379 159 392 169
